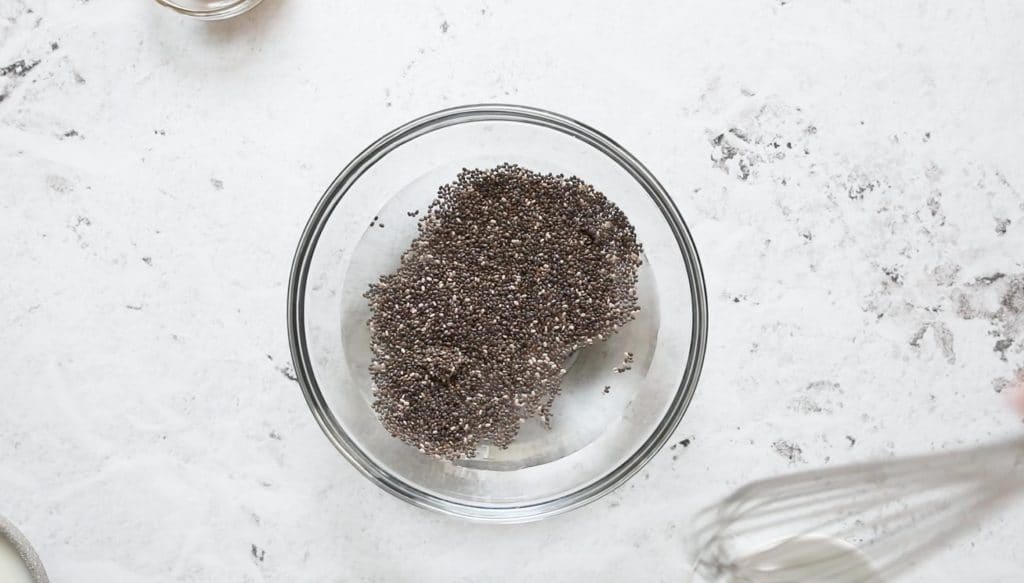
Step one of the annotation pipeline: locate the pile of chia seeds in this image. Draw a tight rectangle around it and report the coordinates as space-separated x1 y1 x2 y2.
365 164 642 459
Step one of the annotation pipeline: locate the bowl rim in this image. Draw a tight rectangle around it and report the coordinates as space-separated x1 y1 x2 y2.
287 103 709 523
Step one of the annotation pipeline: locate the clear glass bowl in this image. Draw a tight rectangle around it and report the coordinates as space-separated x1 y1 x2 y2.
154 0 263 20
288 104 708 522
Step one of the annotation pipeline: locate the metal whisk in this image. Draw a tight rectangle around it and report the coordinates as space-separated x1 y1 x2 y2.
688 437 1024 582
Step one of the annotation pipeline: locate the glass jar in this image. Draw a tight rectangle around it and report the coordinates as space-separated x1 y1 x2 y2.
154 0 264 20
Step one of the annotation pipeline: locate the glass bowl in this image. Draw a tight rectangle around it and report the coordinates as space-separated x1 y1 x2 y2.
288 104 708 522
154 0 264 20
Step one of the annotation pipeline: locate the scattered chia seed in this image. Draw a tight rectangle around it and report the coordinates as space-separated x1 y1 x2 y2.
366 164 643 459
670 437 692 450
613 352 635 374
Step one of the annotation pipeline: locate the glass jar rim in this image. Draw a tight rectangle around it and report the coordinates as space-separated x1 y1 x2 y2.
153 0 264 20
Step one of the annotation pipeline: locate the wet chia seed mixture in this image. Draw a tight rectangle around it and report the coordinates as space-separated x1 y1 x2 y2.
365 164 642 459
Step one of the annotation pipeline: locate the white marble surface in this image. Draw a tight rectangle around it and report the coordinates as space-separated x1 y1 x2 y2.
2 0 1023 581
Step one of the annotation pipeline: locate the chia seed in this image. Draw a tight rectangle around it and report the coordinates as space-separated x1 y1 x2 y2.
365 164 643 459
613 351 635 374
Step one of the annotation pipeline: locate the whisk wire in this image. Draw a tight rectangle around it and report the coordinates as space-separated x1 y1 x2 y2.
690 437 1024 582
